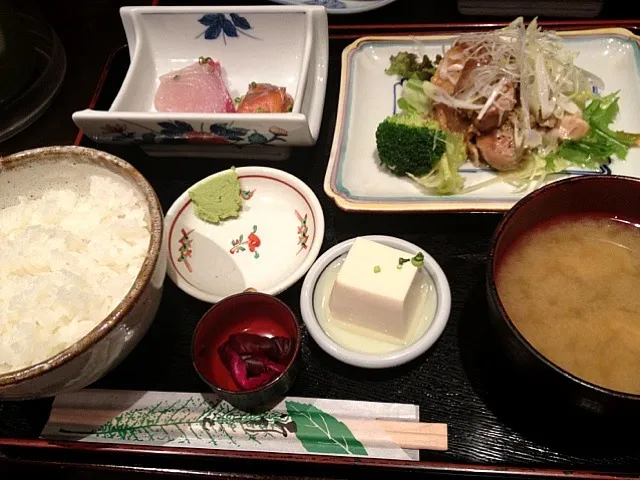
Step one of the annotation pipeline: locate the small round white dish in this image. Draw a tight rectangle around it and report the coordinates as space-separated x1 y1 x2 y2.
300 235 451 369
165 166 324 303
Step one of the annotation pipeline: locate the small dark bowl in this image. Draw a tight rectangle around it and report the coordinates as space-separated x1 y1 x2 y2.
487 175 640 418
192 292 301 412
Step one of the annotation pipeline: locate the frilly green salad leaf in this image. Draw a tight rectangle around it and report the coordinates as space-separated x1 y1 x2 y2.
397 77 432 114
385 52 441 82
552 92 640 167
463 92 640 195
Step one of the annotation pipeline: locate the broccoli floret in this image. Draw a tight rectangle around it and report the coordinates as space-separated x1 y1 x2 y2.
375 113 446 176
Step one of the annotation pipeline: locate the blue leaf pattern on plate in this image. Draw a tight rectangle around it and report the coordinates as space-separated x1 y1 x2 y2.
210 123 250 141
197 13 257 42
230 13 251 30
198 13 223 26
158 121 194 136
222 17 238 38
98 122 288 145
304 0 347 8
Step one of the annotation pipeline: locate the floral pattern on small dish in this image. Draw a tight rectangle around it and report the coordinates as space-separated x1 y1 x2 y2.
230 225 261 259
241 189 256 200
197 13 260 43
295 210 309 255
99 122 288 146
177 228 195 273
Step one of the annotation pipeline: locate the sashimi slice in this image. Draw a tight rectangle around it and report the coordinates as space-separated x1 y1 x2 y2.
236 82 294 113
154 58 236 113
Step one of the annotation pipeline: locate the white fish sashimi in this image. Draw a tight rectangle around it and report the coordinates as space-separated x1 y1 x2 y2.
154 59 236 113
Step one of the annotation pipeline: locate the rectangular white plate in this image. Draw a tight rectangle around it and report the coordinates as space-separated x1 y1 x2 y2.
324 28 640 212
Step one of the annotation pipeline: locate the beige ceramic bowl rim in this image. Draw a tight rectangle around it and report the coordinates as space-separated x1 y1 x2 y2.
0 145 163 387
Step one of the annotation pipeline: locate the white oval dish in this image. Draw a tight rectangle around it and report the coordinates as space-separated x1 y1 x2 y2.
270 0 398 15
300 235 451 369
165 166 324 303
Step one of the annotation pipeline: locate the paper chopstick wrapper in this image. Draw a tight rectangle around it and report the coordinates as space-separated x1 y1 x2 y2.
40 389 442 461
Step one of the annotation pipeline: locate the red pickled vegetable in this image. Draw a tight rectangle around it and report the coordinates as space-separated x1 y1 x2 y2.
218 343 278 390
218 333 294 391
225 333 294 363
244 355 287 377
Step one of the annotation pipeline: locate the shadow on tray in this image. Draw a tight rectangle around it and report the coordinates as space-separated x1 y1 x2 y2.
458 278 640 457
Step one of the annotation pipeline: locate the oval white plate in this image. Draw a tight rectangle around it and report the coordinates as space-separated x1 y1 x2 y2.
270 0 397 15
300 235 451 369
165 166 325 303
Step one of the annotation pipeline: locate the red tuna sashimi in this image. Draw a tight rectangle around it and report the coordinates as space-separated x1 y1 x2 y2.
154 58 236 113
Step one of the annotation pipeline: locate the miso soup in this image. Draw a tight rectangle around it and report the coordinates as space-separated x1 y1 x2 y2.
496 214 640 395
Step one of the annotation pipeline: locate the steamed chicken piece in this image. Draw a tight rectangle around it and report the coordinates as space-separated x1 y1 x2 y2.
472 82 517 132
154 59 235 113
429 40 523 170
432 103 470 134
236 83 294 113
465 133 482 167
475 121 519 171
550 114 590 141
430 44 470 94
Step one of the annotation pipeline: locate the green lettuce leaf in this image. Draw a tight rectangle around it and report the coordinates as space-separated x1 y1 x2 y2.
385 51 441 82
396 77 431 114
553 92 640 168
408 131 468 195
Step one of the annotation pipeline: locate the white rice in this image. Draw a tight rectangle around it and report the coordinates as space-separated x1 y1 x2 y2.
0 174 151 374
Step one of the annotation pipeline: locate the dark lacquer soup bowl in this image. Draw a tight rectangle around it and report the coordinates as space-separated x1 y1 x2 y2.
487 175 640 418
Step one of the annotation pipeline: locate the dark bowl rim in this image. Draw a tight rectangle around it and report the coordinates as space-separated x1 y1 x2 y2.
487 174 640 402
191 291 301 397
0 145 164 387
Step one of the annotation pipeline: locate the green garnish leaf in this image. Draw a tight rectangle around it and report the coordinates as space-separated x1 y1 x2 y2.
552 92 640 168
411 252 424 267
385 52 441 82
373 265 381 273
397 257 411 269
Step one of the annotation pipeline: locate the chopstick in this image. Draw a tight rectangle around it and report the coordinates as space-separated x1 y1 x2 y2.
49 408 448 451
47 408 448 452
347 419 448 451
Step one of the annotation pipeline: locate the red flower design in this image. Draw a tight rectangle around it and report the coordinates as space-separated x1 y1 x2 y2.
229 225 261 259
247 232 261 252
182 131 230 144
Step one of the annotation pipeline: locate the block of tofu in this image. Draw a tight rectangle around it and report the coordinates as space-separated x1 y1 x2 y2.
328 238 426 343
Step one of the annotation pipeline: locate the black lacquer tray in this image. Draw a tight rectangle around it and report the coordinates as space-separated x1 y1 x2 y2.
2 23 640 479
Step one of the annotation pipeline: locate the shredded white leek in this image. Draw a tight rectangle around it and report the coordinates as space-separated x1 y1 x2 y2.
424 17 604 150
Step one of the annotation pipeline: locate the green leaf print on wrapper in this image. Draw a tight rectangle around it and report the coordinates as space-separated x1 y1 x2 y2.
88 398 295 446
285 401 368 456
